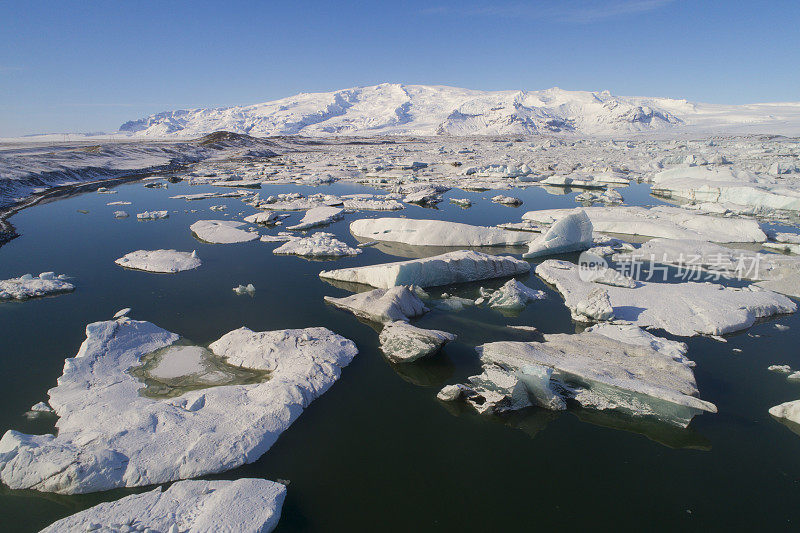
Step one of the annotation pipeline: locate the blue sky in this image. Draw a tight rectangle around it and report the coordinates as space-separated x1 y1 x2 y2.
1 0 798 136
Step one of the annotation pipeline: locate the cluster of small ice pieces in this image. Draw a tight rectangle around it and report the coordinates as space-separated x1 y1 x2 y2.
0 272 74 301
438 324 716 427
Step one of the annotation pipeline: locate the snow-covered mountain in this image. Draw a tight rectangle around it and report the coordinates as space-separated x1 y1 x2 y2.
120 84 800 137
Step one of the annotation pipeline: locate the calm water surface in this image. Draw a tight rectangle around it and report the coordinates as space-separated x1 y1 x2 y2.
1 179 799 531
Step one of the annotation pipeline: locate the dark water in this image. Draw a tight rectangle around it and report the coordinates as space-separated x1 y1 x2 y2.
1 179 799 531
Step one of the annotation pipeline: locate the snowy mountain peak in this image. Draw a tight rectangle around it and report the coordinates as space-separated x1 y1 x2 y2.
119 84 800 137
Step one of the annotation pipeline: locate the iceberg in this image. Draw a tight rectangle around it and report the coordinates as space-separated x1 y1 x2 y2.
522 205 767 242
0 272 74 301
40 478 286 533
287 206 344 230
379 322 456 363
479 279 546 310
115 250 201 273
324 285 428 323
0 319 357 494
319 250 530 289
190 219 259 243
349 218 531 247
273 232 361 257
447 325 715 427
536 259 797 336
523 209 593 258
136 210 168 220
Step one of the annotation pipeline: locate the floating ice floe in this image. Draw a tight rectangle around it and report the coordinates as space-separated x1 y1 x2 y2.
349 218 531 247
0 319 357 494
491 195 523 206
341 198 404 211
319 250 530 289
107 201 131 206
523 209 594 258
0 272 74 301
522 205 767 242
273 232 361 257
769 400 800 432
442 325 715 427
324 285 428 323
536 259 797 336
113 210 129 218
478 279 546 310
233 283 256 295
190 219 259 243
650 165 800 213
449 198 472 208
244 211 287 225
768 364 792 373
40 478 286 533
379 322 456 363
260 232 296 242
115 250 201 273
287 206 343 230
136 210 169 220
613 238 800 298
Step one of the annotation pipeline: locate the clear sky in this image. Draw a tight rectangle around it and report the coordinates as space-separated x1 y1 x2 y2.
1 0 798 136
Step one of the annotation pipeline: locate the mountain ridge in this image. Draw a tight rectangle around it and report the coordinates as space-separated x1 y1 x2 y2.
119 83 800 137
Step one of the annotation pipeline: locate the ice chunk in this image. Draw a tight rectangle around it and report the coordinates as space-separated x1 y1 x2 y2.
287 206 344 230
113 308 131 319
39 478 285 533
522 205 767 242
113 210 129 218
273 232 361 257
319 250 530 289
341 198 404 211
136 210 168 220
574 287 614 321
768 364 792 373
536 259 796 336
350 218 531 247
233 283 256 295
190 220 259 243
379 322 456 363
115 250 201 273
523 209 593 258
449 198 472 208
479 279 546 310
0 273 74 301
491 195 523 206
0 320 357 494
467 327 716 426
324 285 428 323
769 400 800 430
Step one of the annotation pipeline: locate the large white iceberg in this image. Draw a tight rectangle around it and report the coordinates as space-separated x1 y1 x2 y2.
319 250 530 289
521 205 766 242
612 238 800 298
0 272 74 301
523 209 593 258
0 318 357 494
651 165 800 213
349 218 531 247
324 285 429 323
536 259 796 336
115 250 201 273
443 325 715 427
40 478 286 533
379 322 456 363
190 220 259 243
